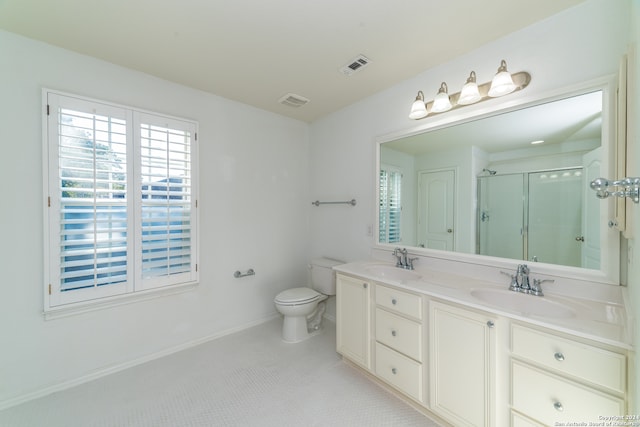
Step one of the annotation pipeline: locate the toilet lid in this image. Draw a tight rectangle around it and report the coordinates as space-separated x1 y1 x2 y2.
275 287 321 304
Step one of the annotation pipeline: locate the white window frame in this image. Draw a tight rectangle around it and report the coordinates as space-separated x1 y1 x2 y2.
43 89 199 315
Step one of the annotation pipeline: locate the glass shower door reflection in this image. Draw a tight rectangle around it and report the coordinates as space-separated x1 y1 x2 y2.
477 174 524 260
528 170 583 267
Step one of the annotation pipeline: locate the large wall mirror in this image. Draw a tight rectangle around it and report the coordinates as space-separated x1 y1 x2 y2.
376 78 620 284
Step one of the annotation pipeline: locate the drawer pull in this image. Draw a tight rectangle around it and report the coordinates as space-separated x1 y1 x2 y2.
391 298 397 305
486 321 494 328
553 401 564 412
391 368 397 375
391 330 397 337
554 352 565 361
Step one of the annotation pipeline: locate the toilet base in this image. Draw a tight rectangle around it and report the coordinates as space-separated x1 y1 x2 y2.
281 315 324 343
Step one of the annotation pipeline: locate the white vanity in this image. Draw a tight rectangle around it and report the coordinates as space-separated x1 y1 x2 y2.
334 259 632 427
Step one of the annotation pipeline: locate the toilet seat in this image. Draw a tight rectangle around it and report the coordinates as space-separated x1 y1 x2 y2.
274 287 321 305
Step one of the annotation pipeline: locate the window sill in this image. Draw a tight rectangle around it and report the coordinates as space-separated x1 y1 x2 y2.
43 282 199 320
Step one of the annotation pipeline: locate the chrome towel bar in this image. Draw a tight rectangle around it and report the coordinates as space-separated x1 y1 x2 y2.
311 199 356 207
234 269 255 278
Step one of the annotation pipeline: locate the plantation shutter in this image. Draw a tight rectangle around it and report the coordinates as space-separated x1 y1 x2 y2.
379 167 402 244
48 94 133 305
137 113 196 289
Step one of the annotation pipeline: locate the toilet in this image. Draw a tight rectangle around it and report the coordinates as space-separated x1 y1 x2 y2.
274 257 343 343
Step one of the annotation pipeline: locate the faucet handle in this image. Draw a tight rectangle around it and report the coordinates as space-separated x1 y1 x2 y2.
530 278 554 296
501 270 519 291
407 257 418 270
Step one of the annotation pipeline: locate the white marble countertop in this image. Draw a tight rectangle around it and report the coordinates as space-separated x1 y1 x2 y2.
334 261 633 350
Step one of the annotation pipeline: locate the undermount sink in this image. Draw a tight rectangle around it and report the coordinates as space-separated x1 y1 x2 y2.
365 265 422 281
470 288 576 318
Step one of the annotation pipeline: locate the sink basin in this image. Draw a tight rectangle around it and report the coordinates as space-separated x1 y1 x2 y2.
470 288 576 318
365 265 422 281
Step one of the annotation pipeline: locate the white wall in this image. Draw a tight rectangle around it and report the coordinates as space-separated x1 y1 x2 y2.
0 30 310 406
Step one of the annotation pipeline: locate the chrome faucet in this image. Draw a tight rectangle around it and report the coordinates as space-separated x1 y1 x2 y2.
392 248 418 270
516 264 531 293
501 264 554 296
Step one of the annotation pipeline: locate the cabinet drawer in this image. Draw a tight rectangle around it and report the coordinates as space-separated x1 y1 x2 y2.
511 411 545 427
375 308 422 361
376 284 422 319
512 362 625 426
375 342 423 402
512 324 626 393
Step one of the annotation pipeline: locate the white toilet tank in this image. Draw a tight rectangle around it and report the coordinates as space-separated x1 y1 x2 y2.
310 258 343 296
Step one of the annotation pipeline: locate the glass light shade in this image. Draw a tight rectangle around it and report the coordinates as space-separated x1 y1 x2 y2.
488 60 516 97
458 71 481 105
431 83 452 113
409 91 428 119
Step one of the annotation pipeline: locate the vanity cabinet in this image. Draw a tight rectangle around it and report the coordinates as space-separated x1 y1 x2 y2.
510 323 627 425
334 267 631 427
336 273 371 370
374 284 424 402
429 300 496 427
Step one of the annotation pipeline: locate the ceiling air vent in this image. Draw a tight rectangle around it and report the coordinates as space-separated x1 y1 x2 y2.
278 93 310 108
340 54 372 76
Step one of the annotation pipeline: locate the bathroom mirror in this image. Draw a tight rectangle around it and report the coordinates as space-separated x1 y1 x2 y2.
376 79 620 284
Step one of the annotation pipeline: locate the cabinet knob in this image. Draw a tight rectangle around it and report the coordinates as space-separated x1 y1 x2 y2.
363 283 368 289
554 352 565 361
391 368 397 375
486 321 494 328
391 330 397 337
553 401 564 412
391 298 397 305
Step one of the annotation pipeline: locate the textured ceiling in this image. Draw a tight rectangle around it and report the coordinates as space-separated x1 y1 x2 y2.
0 0 585 122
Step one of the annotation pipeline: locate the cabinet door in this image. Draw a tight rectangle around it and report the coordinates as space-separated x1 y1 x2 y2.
430 300 496 427
336 274 371 369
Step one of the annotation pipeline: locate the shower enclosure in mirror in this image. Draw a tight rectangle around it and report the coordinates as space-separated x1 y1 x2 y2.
477 166 599 268
376 82 619 281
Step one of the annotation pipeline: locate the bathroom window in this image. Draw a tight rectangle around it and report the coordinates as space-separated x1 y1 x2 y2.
43 90 199 311
379 166 402 243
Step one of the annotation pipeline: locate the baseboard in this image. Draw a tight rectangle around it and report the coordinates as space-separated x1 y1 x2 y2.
0 313 280 411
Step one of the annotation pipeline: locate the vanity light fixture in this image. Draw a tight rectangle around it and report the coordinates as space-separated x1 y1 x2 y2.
409 59 531 120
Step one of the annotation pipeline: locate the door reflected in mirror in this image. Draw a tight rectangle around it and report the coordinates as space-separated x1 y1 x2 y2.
378 89 605 270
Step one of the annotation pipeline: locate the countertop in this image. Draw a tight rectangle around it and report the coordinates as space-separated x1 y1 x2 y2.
334 261 633 350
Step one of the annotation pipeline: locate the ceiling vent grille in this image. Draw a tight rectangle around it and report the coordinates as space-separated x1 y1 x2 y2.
340 54 372 76
278 93 310 108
